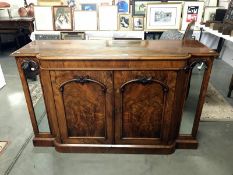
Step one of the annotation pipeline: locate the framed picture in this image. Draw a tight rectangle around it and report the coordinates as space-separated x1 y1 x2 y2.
78 0 112 4
53 6 73 31
61 32 86 40
74 11 98 31
133 16 144 30
38 0 63 6
34 6 53 31
181 1 204 30
99 5 118 30
133 0 154 16
80 3 97 11
203 6 224 22
118 14 132 30
66 0 76 7
204 0 218 7
146 3 182 30
115 0 130 13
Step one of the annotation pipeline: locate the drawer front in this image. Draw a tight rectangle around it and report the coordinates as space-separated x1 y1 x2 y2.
114 71 177 145
50 70 113 144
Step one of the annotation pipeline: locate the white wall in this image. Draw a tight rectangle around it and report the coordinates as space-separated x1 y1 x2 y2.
219 0 231 8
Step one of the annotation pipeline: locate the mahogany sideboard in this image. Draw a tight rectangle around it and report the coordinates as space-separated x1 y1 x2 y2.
11 40 218 154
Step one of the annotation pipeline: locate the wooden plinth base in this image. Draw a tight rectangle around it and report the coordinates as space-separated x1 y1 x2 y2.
32 137 198 154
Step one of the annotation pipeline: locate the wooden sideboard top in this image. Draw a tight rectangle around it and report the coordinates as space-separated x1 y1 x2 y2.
11 40 218 60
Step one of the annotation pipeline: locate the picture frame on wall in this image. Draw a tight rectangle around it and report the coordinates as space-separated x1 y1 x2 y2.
118 14 132 30
203 6 224 22
133 0 155 16
78 0 112 5
99 5 118 30
34 6 54 31
133 16 144 30
181 1 204 31
203 0 218 7
38 0 63 6
61 32 86 40
80 3 97 11
74 11 98 31
146 3 182 30
115 0 130 13
66 0 76 7
53 6 73 31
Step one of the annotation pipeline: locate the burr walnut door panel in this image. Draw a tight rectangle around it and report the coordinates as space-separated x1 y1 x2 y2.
50 71 113 144
114 71 177 145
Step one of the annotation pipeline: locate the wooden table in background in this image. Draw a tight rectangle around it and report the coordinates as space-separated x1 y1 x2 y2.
0 17 34 50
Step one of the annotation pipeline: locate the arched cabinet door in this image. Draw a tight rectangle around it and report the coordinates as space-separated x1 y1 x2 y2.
114 71 177 145
50 71 113 144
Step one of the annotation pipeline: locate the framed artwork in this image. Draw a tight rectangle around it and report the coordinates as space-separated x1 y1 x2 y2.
118 14 132 30
74 11 98 30
99 5 118 30
61 32 86 40
181 1 204 30
146 3 182 30
132 0 155 16
203 6 224 22
34 6 53 31
204 0 218 7
53 6 73 31
78 0 112 4
80 3 97 11
133 16 144 30
115 0 130 13
38 0 63 6
66 0 76 7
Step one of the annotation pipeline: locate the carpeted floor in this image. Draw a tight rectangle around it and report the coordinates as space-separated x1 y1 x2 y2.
28 79 42 107
202 83 233 121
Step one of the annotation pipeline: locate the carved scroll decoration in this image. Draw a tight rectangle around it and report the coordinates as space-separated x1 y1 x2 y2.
59 76 107 93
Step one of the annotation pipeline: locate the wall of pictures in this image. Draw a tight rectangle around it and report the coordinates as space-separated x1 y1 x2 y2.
31 0 230 32
0 0 231 32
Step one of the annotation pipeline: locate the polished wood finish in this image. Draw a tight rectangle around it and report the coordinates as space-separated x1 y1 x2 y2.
50 71 113 144
12 40 218 154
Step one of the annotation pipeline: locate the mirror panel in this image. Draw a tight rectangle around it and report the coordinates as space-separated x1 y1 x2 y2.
22 60 50 133
180 62 206 135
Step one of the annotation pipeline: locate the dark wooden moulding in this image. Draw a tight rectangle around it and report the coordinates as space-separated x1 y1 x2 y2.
12 40 218 154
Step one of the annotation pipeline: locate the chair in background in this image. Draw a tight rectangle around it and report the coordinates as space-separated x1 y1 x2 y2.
159 30 183 40
159 19 196 40
182 20 196 40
